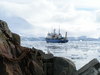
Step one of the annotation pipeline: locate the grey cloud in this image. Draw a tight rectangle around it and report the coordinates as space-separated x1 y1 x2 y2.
95 11 100 23
47 15 76 23
1 0 33 4
96 16 100 23
76 7 96 11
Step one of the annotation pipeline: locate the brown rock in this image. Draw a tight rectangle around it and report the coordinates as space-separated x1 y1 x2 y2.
12 33 20 45
53 57 78 75
0 20 78 75
43 57 78 75
0 20 44 75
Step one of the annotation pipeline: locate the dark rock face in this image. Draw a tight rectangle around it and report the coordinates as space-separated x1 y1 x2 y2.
0 20 77 75
53 57 78 75
12 33 20 45
43 57 78 75
78 59 100 75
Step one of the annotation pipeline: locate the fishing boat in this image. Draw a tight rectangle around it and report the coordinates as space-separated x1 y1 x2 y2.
45 29 68 43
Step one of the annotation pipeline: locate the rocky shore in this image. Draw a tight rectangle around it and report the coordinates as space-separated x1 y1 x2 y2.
0 20 100 75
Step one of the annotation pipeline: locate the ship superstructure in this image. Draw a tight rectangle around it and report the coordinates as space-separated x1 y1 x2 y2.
45 29 68 43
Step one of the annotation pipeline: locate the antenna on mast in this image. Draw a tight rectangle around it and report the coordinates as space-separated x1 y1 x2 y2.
59 25 60 34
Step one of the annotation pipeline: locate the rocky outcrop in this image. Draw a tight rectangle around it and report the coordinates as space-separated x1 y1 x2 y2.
78 59 100 75
0 20 77 75
1 19 100 75
43 57 77 75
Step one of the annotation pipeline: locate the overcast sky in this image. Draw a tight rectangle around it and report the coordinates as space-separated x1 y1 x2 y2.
0 0 100 38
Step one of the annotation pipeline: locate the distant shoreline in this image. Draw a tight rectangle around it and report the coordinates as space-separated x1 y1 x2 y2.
21 36 100 41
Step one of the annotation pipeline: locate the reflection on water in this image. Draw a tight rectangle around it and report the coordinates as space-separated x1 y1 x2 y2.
21 41 100 70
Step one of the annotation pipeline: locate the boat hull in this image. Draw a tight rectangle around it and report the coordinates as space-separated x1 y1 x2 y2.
45 38 68 43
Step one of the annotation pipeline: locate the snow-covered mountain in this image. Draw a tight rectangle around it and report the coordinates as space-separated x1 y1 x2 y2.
0 8 34 35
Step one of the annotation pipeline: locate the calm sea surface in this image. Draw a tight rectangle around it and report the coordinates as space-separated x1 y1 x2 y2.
21 41 100 70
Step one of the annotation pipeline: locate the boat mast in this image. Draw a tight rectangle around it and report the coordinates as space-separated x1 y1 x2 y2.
53 29 56 34
58 25 60 34
65 32 67 40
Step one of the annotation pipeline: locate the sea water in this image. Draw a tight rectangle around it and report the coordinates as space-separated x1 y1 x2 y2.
21 40 100 70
